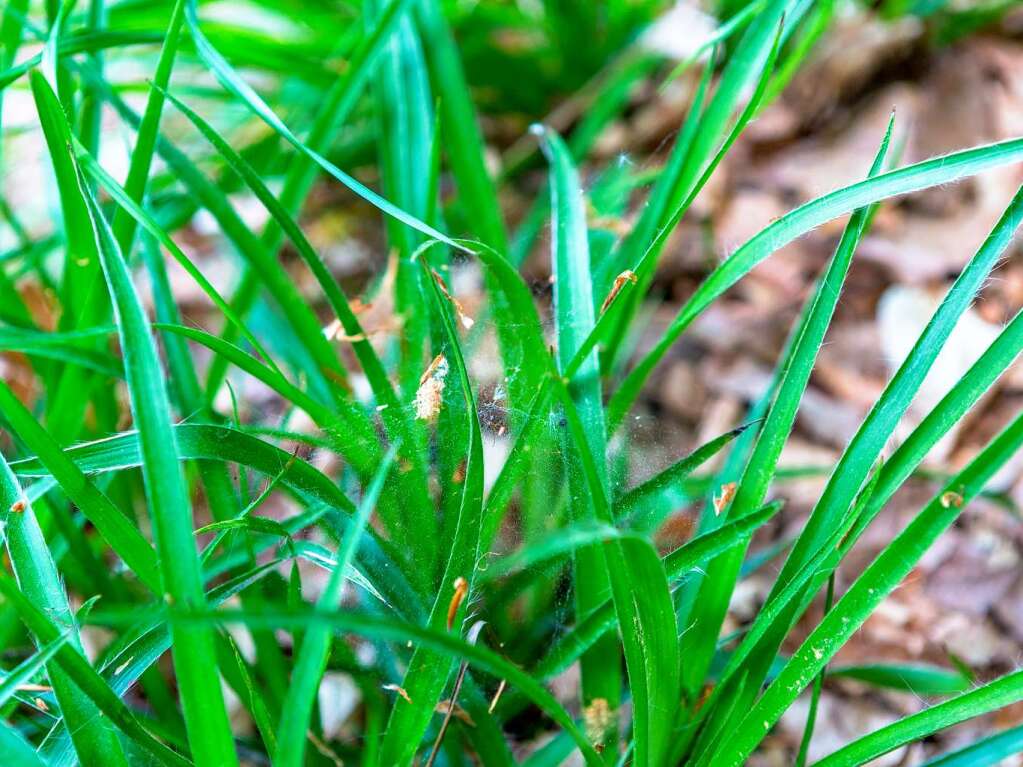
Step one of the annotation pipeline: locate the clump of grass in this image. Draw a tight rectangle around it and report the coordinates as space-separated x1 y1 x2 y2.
1 1 1023 766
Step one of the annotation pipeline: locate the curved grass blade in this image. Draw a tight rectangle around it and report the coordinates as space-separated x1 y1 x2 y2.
160 90 400 422
614 422 752 521
679 117 892 701
76 139 238 765
0 379 161 592
205 0 414 398
75 66 356 403
770 182 1023 614
29 68 107 442
1 407 127 767
713 409 1023 766
0 325 121 377
478 523 648 583
8 422 423 612
0 575 191 767
376 252 484 767
551 374 680 766
606 137 1023 427
840 301 1023 551
918 723 1023 767
813 669 1023 767
109 0 185 257
602 4 786 372
530 501 782 683
274 445 397 766
825 663 971 695
183 0 465 253
0 631 69 706
92 603 605 767
538 126 623 751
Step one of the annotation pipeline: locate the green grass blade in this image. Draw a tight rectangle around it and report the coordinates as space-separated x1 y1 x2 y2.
679 117 892 700
274 446 397 766
602 2 787 369
74 118 238 764
29 68 107 442
0 575 191 767
918 724 1023 767
9 422 424 611
0 631 69 706
614 422 751 521
95 603 606 767
813 669 1023 767
0 722 46 767
607 138 1023 427
79 69 355 402
0 325 121 376
479 523 645 583
161 90 399 419
205 0 413 397
825 663 971 695
415 0 506 253
552 376 680 766
183 0 464 253
0 380 161 592
841 302 1023 549
109 0 185 256
376 254 485 765
540 126 622 755
713 409 1023 766
530 501 782 684
771 182 1023 606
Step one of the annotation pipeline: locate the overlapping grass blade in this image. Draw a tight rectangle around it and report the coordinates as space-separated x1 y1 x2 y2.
274 446 397 766
0 631 69 706
183 0 463 252
109 0 185 256
377 253 484 766
0 722 46 767
1 449 126 767
205 0 413 396
0 575 191 767
679 117 892 703
29 68 107 442
761 181 1023 628
530 499 780 684
551 375 679 766
0 379 161 591
94 602 605 767
538 125 624 753
918 724 1023 767
71 97 238 763
712 408 1023 766
825 663 971 695
607 137 1023 426
602 0 789 369
813 669 1023 767
8 422 424 611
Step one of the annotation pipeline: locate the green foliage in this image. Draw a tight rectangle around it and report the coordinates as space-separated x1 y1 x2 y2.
1 1 1022 765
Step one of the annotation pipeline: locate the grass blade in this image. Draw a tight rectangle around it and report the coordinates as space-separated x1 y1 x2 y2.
69 91 238 763
539 125 623 754
183 0 464 253
0 379 161 592
274 446 397 766
714 408 1023 765
377 251 485 766
813 669 1023 767
607 138 1023 427
918 724 1023 767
